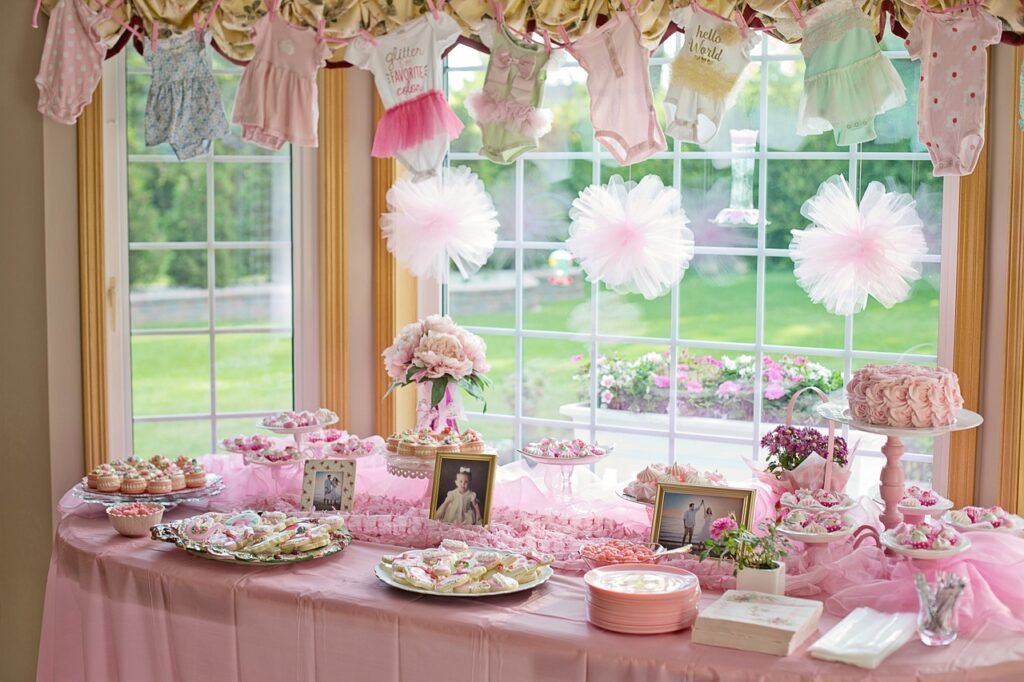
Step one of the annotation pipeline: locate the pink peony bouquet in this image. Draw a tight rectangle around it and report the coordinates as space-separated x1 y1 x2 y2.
382 315 492 409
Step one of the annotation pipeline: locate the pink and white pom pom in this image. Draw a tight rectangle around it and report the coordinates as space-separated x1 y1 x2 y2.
381 165 500 279
789 175 928 316
565 175 694 300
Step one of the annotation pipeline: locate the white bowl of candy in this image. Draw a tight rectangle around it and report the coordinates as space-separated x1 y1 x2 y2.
107 502 164 537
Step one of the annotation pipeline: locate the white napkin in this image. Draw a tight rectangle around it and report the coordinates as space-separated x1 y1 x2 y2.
809 608 917 669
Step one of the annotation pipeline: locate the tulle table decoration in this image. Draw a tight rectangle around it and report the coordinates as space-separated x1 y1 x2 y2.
381 165 499 280
789 175 928 315
566 175 694 300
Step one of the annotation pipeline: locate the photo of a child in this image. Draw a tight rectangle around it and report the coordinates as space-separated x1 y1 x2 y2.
435 467 482 525
430 453 495 526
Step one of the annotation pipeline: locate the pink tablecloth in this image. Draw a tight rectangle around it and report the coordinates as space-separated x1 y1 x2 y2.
37 504 1024 682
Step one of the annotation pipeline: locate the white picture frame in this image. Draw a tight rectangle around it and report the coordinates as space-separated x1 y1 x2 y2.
301 459 357 512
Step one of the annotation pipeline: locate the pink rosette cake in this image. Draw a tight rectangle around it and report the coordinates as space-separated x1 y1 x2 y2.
846 364 963 428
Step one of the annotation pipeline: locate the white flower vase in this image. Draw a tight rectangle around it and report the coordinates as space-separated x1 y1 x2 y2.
735 562 786 595
415 381 463 433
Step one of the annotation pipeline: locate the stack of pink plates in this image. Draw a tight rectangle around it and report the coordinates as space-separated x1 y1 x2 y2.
584 563 701 634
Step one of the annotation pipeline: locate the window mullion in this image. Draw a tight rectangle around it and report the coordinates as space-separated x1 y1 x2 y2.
752 34 770 464
207 145 217 452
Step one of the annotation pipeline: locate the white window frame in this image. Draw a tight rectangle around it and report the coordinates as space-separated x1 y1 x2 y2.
101 52 319 457
442 34 960 481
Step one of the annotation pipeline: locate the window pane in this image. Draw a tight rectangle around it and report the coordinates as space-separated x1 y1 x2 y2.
214 248 292 327
134 420 212 459
129 250 209 330
538 66 593 153
679 255 757 343
763 257 845 348
214 333 293 413
524 159 591 241
523 338 590 421
131 335 211 416
523 248 591 333
128 164 208 243
214 162 291 242
450 248 516 328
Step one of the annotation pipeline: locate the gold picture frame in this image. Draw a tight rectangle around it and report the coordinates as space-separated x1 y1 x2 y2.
650 483 757 550
429 452 497 526
301 459 357 512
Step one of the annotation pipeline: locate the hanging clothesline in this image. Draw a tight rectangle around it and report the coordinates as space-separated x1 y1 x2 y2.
31 0 1024 68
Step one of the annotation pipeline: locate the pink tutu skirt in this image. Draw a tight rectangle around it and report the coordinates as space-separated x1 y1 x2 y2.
372 90 463 158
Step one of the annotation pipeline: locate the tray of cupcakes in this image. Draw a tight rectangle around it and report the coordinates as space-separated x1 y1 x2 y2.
74 456 224 505
382 427 490 478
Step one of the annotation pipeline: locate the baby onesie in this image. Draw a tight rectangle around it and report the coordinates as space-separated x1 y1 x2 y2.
35 0 106 125
347 10 464 179
665 6 756 145
906 7 1002 176
571 12 666 165
144 32 229 159
797 0 906 145
466 20 553 164
232 0 330 149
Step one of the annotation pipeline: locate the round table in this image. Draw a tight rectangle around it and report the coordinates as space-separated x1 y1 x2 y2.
37 503 1024 682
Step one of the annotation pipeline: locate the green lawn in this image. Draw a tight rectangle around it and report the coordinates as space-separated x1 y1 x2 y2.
129 269 938 456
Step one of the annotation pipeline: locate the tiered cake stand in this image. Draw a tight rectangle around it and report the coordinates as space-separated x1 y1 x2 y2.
258 416 339 448
816 404 983 544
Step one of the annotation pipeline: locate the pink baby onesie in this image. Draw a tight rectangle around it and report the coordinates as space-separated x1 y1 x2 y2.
35 0 106 125
232 0 330 149
570 11 666 165
906 6 1002 176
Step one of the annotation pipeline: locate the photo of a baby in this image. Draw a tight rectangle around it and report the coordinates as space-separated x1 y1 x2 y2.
430 453 495 526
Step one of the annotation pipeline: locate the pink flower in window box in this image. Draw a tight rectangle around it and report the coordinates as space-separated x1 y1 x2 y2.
686 379 703 393
653 374 671 389
764 383 786 400
716 380 742 397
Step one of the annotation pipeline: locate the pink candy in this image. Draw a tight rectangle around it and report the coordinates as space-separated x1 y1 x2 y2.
581 540 658 565
108 502 162 518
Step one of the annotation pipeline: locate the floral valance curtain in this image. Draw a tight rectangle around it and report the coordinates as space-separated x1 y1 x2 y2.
41 0 1024 65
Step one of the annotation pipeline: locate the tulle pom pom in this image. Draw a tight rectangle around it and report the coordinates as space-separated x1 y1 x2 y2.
566 175 694 300
790 175 928 315
381 166 500 279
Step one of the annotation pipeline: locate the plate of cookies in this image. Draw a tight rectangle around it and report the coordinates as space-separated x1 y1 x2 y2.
151 510 352 565
374 540 554 597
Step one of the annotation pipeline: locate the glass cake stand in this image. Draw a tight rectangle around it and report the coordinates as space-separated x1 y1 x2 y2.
72 474 225 509
519 449 612 506
816 404 982 538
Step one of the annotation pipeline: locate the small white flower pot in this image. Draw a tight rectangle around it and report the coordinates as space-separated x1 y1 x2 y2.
736 562 786 595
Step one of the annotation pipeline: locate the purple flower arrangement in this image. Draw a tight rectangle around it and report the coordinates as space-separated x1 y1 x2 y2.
760 425 849 475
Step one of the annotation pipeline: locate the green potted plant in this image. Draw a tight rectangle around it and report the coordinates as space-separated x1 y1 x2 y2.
700 518 792 595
